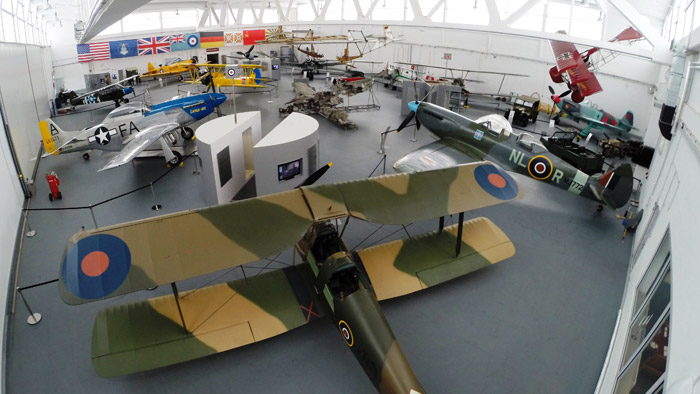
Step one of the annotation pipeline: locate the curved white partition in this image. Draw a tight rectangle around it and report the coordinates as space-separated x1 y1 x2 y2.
196 111 262 205
254 112 320 195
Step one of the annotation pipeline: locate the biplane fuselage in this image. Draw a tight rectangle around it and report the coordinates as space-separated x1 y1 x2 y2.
296 222 424 393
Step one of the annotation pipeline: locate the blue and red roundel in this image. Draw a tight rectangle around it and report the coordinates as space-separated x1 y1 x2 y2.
474 164 519 200
62 234 131 300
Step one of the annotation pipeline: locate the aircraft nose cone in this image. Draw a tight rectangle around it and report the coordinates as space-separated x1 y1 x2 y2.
552 95 561 104
408 101 420 113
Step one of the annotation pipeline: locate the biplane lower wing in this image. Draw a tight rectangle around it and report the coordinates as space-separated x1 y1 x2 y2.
92 266 325 377
357 218 514 301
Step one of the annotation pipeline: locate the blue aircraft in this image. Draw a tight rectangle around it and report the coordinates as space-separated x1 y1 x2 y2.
40 93 227 171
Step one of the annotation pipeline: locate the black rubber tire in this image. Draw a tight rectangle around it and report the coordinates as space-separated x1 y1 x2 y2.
181 127 194 140
57 192 62 200
308 72 314 81
504 110 510 120
553 116 561 125
83 153 90 160
114 101 120 108
49 193 53 201
168 151 182 166
124 98 129 104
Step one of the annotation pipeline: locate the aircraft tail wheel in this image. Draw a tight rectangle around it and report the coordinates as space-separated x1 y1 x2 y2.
181 127 194 140
115 101 120 108
48 193 53 201
124 98 129 104
82 153 90 160
57 192 62 200
168 151 182 166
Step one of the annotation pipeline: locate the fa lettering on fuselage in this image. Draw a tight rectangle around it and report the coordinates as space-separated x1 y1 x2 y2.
117 122 141 137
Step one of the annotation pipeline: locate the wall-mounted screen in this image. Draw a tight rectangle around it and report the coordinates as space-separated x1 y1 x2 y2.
217 146 232 187
272 64 280 70
278 158 302 181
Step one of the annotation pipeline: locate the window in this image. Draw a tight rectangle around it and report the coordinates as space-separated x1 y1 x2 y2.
122 12 160 33
445 0 489 25
510 0 544 31
616 232 671 394
372 0 408 21
98 21 121 36
162 9 197 29
2 11 16 42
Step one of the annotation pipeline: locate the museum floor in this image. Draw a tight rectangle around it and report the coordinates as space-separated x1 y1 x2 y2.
5 74 631 393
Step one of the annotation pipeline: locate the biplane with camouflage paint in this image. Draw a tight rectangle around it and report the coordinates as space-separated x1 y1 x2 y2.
393 100 633 210
59 161 523 393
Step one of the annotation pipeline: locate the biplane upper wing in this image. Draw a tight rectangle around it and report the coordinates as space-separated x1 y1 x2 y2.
566 61 603 97
59 161 521 305
549 39 580 73
397 61 529 77
357 217 514 301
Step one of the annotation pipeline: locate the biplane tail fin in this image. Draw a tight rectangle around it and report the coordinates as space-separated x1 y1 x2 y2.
147 62 157 73
591 163 633 209
383 25 394 42
620 110 634 131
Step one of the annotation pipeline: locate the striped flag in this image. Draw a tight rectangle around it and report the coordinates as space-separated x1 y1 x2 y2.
137 36 171 56
77 42 110 62
200 31 224 48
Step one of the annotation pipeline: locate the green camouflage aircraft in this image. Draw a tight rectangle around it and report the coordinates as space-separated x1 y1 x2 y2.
59 161 523 393
550 87 635 138
393 100 633 210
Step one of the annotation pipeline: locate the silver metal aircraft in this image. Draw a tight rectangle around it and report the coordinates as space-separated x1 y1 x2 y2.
40 92 227 171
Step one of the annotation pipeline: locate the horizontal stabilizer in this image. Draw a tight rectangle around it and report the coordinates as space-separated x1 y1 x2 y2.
92 267 322 377
357 217 514 301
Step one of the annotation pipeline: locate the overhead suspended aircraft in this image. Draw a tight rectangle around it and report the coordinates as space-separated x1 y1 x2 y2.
548 27 643 103
39 92 227 171
393 99 633 210
58 161 523 393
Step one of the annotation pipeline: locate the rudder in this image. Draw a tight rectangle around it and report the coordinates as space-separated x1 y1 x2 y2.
621 110 634 131
148 62 156 73
597 164 633 209
39 119 60 155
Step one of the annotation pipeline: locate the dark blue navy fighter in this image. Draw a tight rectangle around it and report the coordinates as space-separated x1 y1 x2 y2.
40 93 227 171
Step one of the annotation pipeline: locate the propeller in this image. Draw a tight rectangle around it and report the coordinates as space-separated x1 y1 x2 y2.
395 80 428 133
548 85 570 104
296 162 333 188
237 45 257 60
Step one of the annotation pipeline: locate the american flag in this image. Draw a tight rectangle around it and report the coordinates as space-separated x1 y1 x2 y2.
77 42 110 62
137 36 171 56
170 34 185 43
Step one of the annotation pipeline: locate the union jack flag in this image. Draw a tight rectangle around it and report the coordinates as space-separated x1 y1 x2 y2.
170 34 185 44
137 36 171 56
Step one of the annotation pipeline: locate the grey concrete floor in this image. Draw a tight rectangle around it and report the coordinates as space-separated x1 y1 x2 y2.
6 73 630 393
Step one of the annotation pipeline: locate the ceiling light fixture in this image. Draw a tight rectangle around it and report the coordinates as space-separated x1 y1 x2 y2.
473 0 478 9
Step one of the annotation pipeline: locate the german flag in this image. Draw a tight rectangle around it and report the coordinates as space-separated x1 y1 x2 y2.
200 31 224 48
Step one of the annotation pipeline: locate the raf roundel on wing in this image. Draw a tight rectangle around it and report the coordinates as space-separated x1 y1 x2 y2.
473 164 519 200
62 234 131 299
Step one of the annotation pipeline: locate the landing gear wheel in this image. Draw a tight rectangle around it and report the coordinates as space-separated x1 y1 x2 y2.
82 153 90 160
114 101 120 108
124 98 129 104
48 193 53 201
504 110 510 120
596 205 604 212
57 192 62 200
181 127 194 140
553 116 561 125
392 85 397 91
168 151 182 167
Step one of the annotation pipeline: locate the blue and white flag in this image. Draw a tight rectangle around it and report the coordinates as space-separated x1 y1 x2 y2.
109 40 138 58
171 33 200 51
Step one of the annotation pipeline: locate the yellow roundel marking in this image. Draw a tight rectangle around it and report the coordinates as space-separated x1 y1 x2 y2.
527 155 554 180
338 320 354 347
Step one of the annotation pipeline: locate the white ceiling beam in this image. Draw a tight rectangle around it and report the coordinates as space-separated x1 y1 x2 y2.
352 0 366 19
309 0 320 18
198 7 210 29
274 0 286 21
484 0 503 28
226 2 237 24
427 0 445 19
407 0 425 22
210 5 220 24
318 0 332 20
503 0 539 26
366 0 380 18
219 3 227 26
258 3 265 23
284 0 293 21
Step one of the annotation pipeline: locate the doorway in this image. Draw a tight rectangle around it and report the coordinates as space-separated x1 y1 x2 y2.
207 53 219 64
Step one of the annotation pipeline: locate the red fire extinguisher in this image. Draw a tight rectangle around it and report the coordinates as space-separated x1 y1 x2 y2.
46 171 62 201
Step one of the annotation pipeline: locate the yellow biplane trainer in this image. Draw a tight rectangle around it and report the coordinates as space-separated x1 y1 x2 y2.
188 63 268 89
141 57 198 79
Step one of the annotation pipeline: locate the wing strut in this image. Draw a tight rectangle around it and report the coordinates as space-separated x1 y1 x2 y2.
438 216 445 233
455 212 464 257
171 283 187 333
